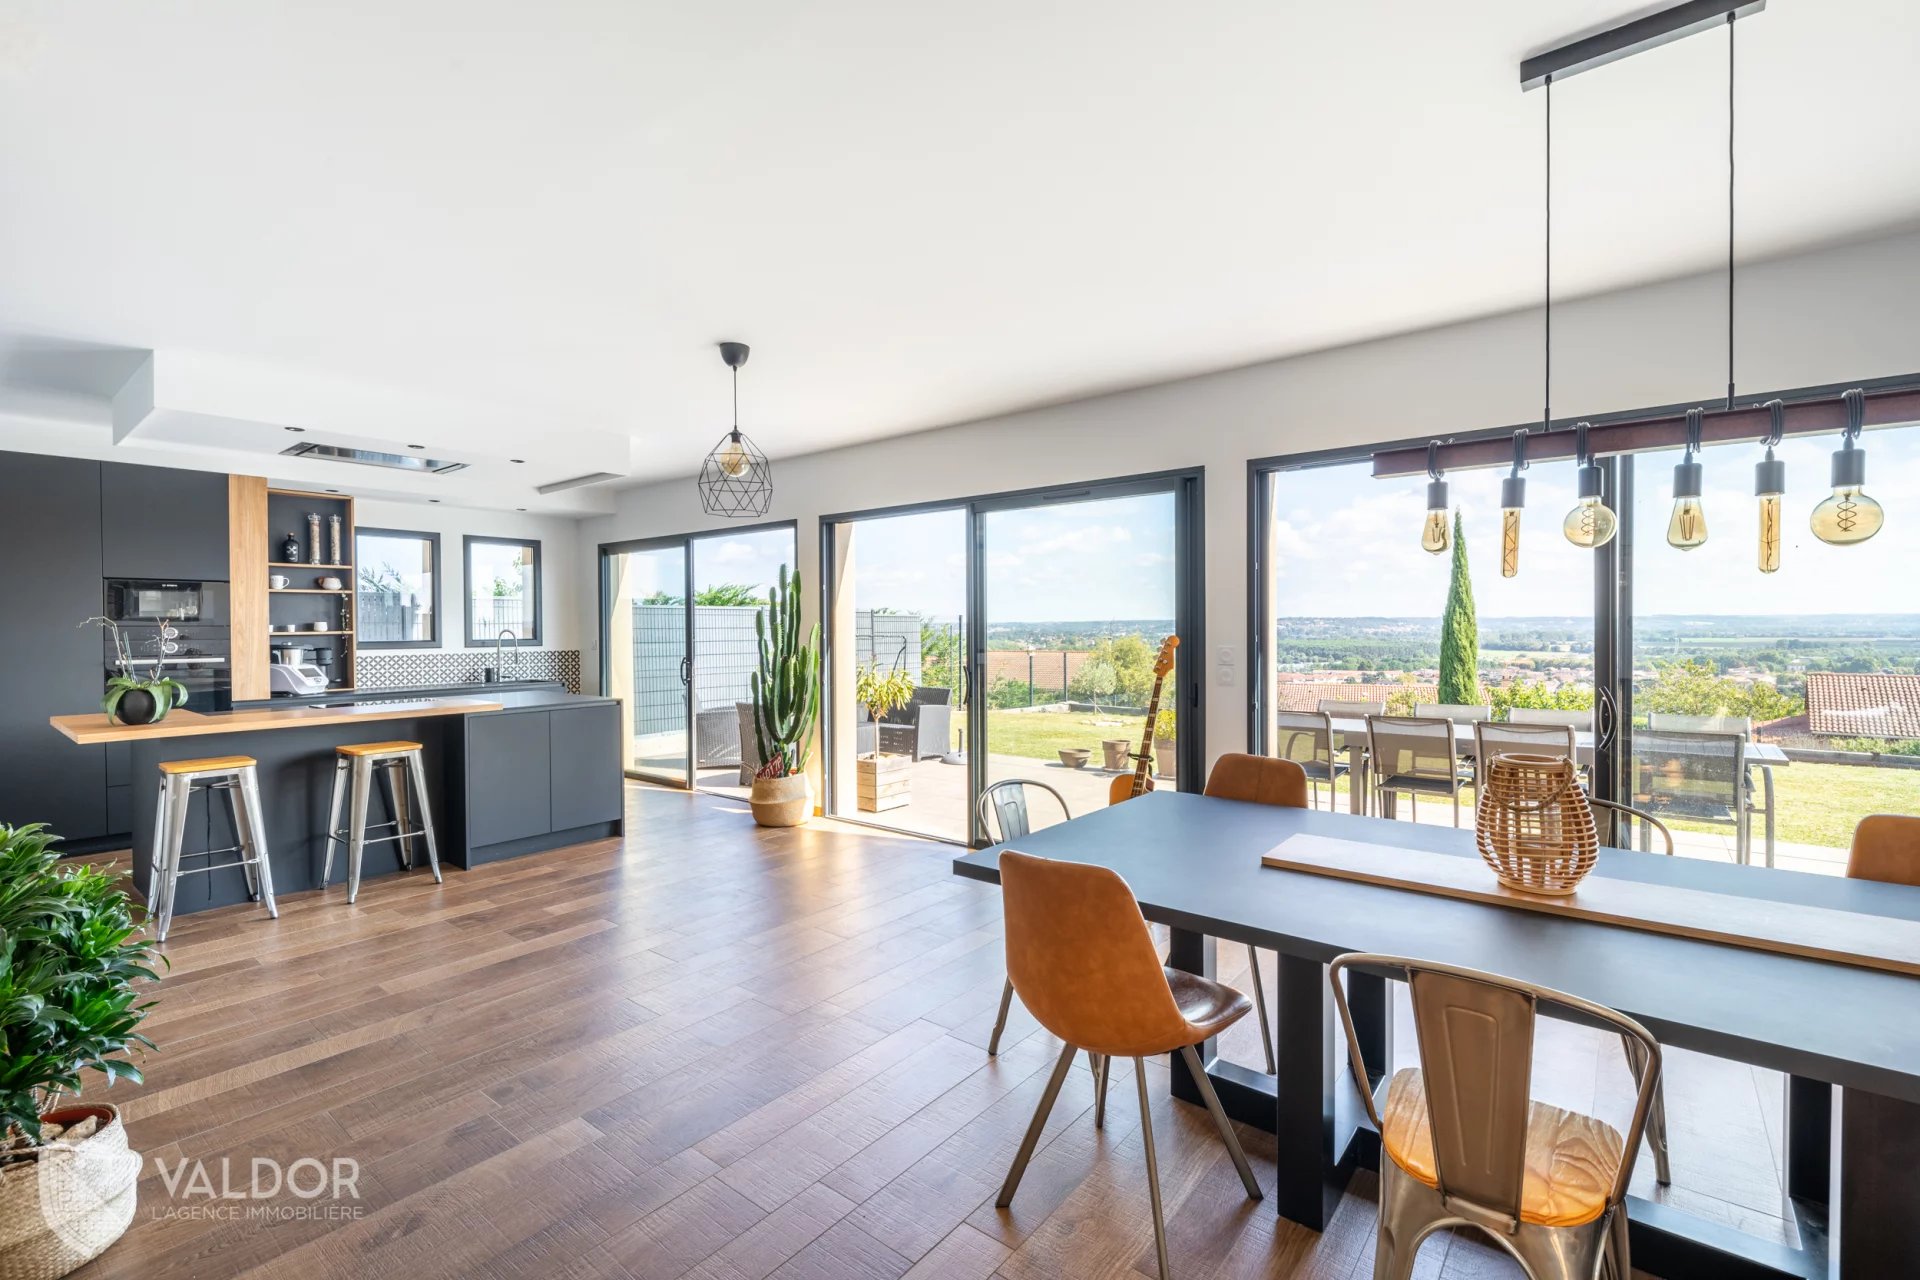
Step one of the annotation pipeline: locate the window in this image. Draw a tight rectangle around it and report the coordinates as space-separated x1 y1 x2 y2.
466 535 541 645
356 528 440 647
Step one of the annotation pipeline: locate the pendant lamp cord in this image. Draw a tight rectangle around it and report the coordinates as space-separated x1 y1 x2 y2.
732 365 740 433
1544 73 1552 433
1726 12 1736 411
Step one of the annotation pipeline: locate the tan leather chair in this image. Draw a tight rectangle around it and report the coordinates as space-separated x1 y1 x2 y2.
1330 953 1662 1280
1847 813 1920 886
996 850 1262 1279
1202 754 1309 1074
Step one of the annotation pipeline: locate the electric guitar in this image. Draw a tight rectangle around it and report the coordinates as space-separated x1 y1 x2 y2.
1108 635 1178 806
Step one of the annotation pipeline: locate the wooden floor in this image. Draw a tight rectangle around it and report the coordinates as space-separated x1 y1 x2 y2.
71 784 1785 1279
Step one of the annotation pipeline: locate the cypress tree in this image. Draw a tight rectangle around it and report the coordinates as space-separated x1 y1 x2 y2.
1438 510 1480 705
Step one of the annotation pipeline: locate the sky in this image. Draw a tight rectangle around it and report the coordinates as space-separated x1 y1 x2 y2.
1269 427 1920 620
844 495 1177 623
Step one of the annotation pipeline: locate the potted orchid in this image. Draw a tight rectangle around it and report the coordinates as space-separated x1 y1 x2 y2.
82 617 190 727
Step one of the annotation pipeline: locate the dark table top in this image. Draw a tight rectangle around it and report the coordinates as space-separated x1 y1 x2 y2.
953 790 1920 1101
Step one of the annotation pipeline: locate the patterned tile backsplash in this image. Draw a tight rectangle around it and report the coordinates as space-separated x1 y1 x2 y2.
356 648 582 693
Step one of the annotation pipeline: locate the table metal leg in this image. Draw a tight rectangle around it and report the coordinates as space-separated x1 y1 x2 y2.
1784 1074 1831 1207
1837 1087 1920 1276
1346 744 1365 815
1271 952 1365 1230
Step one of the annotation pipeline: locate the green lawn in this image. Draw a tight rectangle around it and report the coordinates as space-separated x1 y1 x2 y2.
977 711 1916 852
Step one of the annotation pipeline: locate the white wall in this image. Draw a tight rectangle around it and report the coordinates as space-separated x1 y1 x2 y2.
354 499 582 654
579 228 1920 766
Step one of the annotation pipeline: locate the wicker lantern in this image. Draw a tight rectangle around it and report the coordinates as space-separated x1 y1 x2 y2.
1474 753 1599 896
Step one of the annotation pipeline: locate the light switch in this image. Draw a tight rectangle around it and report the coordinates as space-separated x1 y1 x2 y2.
1214 665 1236 686
1215 645 1237 665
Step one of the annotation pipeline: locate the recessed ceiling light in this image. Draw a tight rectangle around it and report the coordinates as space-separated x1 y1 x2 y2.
284 426 305 433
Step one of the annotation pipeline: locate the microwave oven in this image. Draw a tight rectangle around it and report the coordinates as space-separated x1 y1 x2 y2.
104 579 229 625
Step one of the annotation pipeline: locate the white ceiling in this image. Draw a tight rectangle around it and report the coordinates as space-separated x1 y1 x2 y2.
1 0 1916 513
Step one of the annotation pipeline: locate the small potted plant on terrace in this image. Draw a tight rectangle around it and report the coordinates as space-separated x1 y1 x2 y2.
855 664 916 813
82 617 190 727
748 567 821 828
0 823 160 1276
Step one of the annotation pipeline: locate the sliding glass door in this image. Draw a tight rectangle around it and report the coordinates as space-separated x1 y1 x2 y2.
600 522 798 792
822 471 1202 845
604 540 691 784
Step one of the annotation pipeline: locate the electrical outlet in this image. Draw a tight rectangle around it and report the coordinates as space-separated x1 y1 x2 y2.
1215 645 1236 666
1214 665 1236 686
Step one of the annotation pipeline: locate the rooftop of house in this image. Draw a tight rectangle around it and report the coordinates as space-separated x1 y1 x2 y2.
1805 672 1920 740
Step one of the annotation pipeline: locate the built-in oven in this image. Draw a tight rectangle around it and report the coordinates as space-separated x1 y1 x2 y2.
104 579 229 625
102 580 233 711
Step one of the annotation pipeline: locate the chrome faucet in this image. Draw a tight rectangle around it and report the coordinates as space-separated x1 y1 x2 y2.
495 628 521 683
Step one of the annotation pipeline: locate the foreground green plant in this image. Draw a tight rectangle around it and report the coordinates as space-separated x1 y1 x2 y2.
0 824 161 1155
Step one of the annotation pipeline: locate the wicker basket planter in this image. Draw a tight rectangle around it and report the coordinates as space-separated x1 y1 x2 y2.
749 773 813 827
0 1104 140 1280
1474 753 1599 896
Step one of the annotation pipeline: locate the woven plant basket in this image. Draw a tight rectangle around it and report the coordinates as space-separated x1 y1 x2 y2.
0 1105 140 1280
1474 753 1599 896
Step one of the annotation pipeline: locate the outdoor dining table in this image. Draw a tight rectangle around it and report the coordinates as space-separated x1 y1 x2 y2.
1323 715 1789 865
953 789 1920 1280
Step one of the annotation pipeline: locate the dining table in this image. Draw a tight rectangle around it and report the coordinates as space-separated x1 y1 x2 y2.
952 789 1920 1280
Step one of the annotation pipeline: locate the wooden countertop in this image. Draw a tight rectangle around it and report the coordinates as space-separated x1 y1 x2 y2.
49 698 505 745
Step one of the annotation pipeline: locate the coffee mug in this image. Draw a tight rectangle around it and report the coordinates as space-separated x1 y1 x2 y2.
269 575 291 589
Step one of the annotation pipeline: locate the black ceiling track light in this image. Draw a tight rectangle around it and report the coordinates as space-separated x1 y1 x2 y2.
698 341 773 519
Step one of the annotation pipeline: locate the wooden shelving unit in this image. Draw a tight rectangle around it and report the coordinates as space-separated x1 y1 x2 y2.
262 488 358 694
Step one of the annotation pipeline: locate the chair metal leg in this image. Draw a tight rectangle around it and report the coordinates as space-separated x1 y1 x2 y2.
155 775 191 943
1623 1033 1673 1185
346 756 373 904
1245 943 1277 1074
321 757 348 887
404 750 443 883
237 765 278 919
997 1041 1078 1208
1179 1043 1262 1199
988 977 1015 1056
226 778 261 902
378 761 411 870
1092 1051 1109 1129
1135 1057 1171 1280
146 781 169 910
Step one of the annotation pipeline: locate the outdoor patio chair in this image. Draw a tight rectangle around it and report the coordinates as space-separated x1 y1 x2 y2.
1317 698 1387 716
1509 708 1592 730
1330 953 1661 1280
1647 712 1753 734
881 685 955 760
1472 720 1576 789
1367 715 1471 825
1631 729 1772 866
1272 710 1349 811
1416 701 1492 724
733 702 765 785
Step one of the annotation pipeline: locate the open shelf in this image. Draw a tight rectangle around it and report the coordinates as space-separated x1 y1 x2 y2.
271 629 353 636
271 587 352 594
269 561 353 570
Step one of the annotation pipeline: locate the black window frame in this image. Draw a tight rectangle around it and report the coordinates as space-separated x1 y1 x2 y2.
354 527 443 650
464 534 543 646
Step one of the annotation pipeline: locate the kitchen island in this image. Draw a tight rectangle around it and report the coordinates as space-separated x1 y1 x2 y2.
50 688 624 916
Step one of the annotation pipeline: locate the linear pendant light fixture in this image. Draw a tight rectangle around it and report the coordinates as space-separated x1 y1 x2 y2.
698 341 773 519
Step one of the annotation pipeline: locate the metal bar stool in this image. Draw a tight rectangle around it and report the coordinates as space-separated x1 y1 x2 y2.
148 754 279 942
322 740 442 903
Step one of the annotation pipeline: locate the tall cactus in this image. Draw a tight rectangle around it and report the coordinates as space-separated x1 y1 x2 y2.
750 565 821 775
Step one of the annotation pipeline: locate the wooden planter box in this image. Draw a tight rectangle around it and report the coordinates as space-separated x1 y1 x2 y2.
857 752 912 813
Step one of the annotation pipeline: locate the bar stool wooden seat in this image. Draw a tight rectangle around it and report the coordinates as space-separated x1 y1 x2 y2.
148 754 278 942
323 740 442 903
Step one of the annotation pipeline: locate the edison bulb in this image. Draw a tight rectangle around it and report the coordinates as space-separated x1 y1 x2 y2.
1501 508 1522 577
1757 494 1783 572
716 435 753 479
1810 486 1884 545
1667 498 1708 550
1421 507 1450 554
1562 497 1617 549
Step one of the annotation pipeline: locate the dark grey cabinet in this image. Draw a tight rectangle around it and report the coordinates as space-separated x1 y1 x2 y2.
465 711 553 847
100 462 229 581
549 704 622 830
0 453 107 838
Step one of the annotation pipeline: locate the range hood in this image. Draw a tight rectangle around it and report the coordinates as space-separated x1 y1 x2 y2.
279 442 468 474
